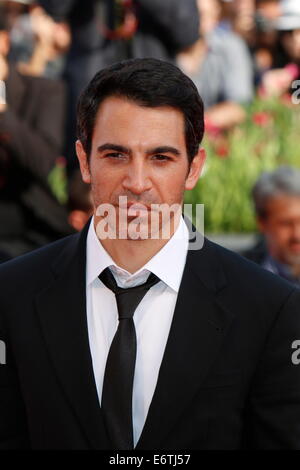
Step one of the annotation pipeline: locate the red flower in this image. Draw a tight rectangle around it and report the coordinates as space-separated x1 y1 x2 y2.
216 144 229 158
252 112 272 127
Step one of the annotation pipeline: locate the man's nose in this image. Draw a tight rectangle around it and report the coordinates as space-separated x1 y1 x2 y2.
122 160 152 195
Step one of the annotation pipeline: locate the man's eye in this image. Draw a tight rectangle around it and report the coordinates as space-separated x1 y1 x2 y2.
152 154 171 161
105 153 124 159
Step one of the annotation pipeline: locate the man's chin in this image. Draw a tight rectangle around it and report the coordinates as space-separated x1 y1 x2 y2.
118 222 158 241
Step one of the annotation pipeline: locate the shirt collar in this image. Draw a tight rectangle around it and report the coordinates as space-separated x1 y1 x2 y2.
86 215 189 293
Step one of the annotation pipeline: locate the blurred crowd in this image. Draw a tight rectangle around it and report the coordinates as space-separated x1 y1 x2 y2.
0 0 300 284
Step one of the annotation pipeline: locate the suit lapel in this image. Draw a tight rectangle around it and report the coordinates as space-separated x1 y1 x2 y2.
136 238 235 450
35 223 110 449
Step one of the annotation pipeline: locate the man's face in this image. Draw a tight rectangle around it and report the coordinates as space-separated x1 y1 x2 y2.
197 0 221 35
76 96 205 239
258 195 300 266
282 29 300 62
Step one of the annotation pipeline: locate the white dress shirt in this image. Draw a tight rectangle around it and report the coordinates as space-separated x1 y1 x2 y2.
86 216 189 446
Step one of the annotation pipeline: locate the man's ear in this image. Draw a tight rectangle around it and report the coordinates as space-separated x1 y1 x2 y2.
76 140 91 184
185 147 206 191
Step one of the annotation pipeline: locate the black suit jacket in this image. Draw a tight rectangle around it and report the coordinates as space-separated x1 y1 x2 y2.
1 221 300 449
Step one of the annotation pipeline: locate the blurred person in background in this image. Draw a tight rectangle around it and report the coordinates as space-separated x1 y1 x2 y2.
0 12 72 258
253 0 281 84
0 0 71 78
259 0 300 97
16 4 71 79
177 0 254 131
39 0 200 173
233 0 256 43
244 166 300 287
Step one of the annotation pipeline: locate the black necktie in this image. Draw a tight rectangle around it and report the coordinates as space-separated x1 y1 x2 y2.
99 267 160 450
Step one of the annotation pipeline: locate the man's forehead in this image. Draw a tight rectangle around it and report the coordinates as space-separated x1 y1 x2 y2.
95 95 185 121
268 194 300 205
92 96 186 145
266 194 300 216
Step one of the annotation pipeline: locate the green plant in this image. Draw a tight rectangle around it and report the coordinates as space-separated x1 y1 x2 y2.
47 157 68 205
185 98 300 233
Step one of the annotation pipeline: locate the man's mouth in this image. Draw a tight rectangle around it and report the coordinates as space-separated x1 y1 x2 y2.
117 201 153 212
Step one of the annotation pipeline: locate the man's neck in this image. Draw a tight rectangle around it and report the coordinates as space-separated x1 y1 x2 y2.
93 214 182 273
100 237 171 273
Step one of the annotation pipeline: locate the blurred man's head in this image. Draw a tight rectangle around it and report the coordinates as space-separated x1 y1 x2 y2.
276 0 300 62
197 0 221 35
253 166 300 267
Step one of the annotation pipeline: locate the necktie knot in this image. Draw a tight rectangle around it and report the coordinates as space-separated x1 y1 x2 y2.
99 267 160 320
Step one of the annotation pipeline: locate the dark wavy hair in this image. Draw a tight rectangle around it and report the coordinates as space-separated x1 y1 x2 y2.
77 58 204 164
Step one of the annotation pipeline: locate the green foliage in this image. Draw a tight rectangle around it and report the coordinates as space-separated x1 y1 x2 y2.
47 157 68 205
185 98 300 233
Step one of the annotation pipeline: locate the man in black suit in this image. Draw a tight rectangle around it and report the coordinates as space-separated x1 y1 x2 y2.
243 166 300 287
1 58 300 450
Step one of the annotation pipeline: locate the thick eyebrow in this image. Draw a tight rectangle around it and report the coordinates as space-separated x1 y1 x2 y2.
147 146 181 157
97 143 181 157
97 143 131 154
